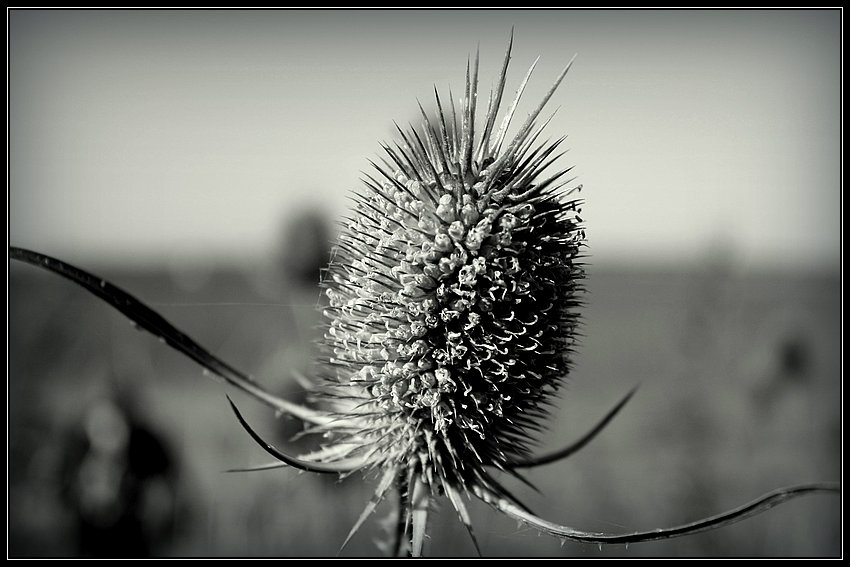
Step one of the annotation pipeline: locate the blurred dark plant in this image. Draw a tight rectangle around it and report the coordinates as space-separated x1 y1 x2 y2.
278 208 332 288
59 390 179 557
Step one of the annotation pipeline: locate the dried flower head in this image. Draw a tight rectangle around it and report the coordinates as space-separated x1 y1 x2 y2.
9 33 839 558
311 37 584 550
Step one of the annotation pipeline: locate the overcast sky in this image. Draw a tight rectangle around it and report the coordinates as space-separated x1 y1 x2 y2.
8 9 841 272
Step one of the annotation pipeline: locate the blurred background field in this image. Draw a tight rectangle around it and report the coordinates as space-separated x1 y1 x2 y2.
8 246 841 557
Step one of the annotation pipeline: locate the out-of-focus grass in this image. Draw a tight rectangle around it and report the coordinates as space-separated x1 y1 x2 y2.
7 260 841 557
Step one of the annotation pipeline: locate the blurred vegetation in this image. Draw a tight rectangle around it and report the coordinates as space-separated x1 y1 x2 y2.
7 231 841 557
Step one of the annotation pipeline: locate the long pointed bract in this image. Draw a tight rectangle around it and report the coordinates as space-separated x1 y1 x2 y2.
443 482 482 556
339 466 398 554
228 396 365 474
510 386 638 468
410 477 430 557
476 29 513 164
9 247 330 425
475 483 841 545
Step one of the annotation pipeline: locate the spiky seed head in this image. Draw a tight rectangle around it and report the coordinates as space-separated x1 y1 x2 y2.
318 46 584 498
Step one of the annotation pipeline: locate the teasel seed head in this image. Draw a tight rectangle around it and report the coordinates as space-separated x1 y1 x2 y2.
317 39 584 506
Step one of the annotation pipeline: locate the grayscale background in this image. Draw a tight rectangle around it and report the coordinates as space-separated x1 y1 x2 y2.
8 9 841 558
